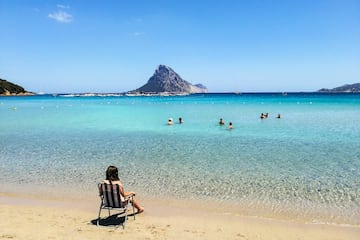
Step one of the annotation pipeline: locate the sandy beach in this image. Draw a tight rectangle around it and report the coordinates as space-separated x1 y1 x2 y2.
0 191 359 240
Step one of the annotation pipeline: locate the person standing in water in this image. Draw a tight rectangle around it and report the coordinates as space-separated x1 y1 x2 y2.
219 118 225 125
167 118 173 125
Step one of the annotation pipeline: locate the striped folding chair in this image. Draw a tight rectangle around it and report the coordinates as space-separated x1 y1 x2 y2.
97 182 135 229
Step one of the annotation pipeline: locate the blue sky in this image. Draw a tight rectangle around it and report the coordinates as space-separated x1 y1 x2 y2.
1 0 359 93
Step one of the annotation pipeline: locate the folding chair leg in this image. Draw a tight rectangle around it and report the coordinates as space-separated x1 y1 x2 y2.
122 209 128 229
97 206 102 226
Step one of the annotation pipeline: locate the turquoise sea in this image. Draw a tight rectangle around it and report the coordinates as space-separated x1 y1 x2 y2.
1 93 359 225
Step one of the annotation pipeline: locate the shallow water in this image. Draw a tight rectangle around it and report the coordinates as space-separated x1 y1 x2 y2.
0 93 359 224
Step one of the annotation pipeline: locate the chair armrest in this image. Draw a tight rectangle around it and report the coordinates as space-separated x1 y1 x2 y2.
124 193 135 201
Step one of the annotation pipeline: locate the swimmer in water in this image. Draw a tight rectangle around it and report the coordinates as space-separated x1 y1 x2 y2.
219 118 225 125
168 118 173 125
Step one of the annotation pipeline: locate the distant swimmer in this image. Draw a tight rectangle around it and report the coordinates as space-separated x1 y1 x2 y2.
277 113 281 119
219 118 225 125
168 118 173 125
260 113 269 119
228 122 233 130
178 117 183 124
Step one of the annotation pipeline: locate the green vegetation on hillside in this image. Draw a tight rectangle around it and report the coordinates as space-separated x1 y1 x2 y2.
0 78 27 95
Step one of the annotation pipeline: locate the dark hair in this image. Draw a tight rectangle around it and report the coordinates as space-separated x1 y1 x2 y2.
106 165 120 181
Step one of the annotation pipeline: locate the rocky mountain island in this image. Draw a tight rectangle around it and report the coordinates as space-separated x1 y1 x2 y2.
318 83 360 93
129 65 208 94
0 79 34 96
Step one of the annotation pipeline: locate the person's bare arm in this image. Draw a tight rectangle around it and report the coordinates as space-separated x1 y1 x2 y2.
119 184 135 197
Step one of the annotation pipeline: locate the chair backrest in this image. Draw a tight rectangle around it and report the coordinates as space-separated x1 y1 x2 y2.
100 182 125 208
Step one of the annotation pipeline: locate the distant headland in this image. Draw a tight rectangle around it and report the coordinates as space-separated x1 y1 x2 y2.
0 79 34 96
318 83 360 93
2 70 359 96
127 64 208 95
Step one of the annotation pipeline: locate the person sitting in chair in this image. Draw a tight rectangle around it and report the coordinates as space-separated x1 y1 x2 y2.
101 165 144 214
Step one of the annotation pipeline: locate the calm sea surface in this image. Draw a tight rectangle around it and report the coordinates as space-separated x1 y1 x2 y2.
1 93 359 224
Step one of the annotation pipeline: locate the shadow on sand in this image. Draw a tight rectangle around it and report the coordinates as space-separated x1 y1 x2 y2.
90 212 136 227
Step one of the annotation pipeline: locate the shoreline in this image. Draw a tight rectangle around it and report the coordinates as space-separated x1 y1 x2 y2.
0 92 35 96
1 192 359 240
1 183 359 227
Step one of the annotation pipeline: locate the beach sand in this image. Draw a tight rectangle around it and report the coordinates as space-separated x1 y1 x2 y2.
0 192 359 240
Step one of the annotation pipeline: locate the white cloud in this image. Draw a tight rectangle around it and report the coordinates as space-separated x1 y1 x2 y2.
57 4 70 9
48 10 73 23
